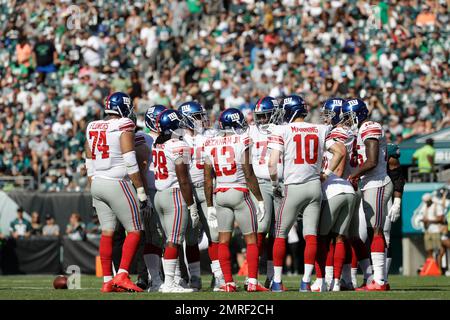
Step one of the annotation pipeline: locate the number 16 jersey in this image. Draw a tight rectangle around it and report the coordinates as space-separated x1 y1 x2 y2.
268 122 329 185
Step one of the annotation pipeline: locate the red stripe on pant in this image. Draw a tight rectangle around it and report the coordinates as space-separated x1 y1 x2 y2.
218 243 233 283
100 235 113 276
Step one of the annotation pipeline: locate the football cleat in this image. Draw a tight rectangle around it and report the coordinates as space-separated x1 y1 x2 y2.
112 273 143 292
243 277 249 291
331 280 341 292
311 279 328 292
161 282 195 293
220 282 237 292
213 276 225 292
356 280 389 291
247 282 270 292
299 280 311 292
339 279 355 291
101 280 126 293
135 277 148 291
271 281 286 292
190 276 202 292
147 278 164 292
264 277 272 289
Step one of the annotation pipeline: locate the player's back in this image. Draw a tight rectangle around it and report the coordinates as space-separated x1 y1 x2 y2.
204 132 250 190
356 121 390 190
269 121 328 185
86 117 135 180
183 133 207 185
249 124 283 181
153 137 190 191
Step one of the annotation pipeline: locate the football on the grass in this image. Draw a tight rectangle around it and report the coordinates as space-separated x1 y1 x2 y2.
53 275 68 289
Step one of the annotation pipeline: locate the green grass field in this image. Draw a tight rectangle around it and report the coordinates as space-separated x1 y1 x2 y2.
0 275 449 300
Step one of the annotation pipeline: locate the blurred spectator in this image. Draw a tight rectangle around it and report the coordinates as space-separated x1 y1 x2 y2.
419 193 445 266
9 207 31 239
86 214 101 236
66 212 86 241
30 211 42 236
42 214 60 237
32 33 57 84
413 138 436 182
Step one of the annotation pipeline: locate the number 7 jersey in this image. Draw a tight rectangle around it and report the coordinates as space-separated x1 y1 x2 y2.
86 117 135 180
268 122 329 185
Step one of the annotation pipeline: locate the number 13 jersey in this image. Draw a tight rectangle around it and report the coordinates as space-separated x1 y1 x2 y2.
86 117 135 180
268 122 329 185
204 133 251 190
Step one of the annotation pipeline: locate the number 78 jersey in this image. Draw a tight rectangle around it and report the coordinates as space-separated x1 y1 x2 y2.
268 122 329 185
86 117 135 180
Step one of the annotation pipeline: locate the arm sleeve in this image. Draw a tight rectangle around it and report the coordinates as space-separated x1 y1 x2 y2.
388 167 406 194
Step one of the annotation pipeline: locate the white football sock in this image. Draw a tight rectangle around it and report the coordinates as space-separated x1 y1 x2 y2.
351 268 358 287
144 253 161 282
325 266 334 284
386 257 392 281
359 258 372 281
163 259 177 285
103 276 113 283
189 261 201 278
174 258 182 282
302 264 314 282
371 252 385 284
117 268 128 274
211 260 223 279
341 264 352 284
274 266 283 283
248 278 257 285
266 260 274 279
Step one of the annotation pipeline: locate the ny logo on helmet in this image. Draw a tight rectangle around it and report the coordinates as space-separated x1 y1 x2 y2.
333 100 343 106
123 97 131 108
348 99 359 107
283 97 293 104
230 113 240 122
181 105 191 113
168 112 180 121
272 99 279 107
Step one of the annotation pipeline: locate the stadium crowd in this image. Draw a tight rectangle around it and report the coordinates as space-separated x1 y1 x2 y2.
0 0 449 191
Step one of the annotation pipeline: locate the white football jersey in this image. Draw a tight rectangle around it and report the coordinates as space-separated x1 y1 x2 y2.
86 117 135 180
154 138 191 191
268 122 329 185
248 124 283 181
356 121 391 190
135 131 155 191
183 132 207 185
204 132 251 190
321 127 355 199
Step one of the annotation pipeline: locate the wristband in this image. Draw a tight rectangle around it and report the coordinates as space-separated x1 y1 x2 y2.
136 187 147 202
393 197 401 206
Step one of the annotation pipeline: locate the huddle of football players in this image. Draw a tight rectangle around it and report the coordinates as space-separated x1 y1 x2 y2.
85 90 403 293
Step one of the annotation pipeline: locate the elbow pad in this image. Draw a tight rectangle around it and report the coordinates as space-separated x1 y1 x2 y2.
123 151 139 175
85 159 94 177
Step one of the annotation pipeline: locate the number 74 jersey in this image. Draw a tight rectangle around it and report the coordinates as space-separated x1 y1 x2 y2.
268 122 330 185
86 117 135 180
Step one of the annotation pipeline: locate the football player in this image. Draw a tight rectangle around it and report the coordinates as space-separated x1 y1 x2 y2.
248 96 283 289
135 104 167 292
204 108 268 292
384 143 405 284
313 98 355 292
341 98 394 291
85 92 150 293
153 109 199 293
268 95 332 292
178 101 225 292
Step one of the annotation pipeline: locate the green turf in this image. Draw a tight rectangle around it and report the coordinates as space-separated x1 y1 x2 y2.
0 275 449 300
